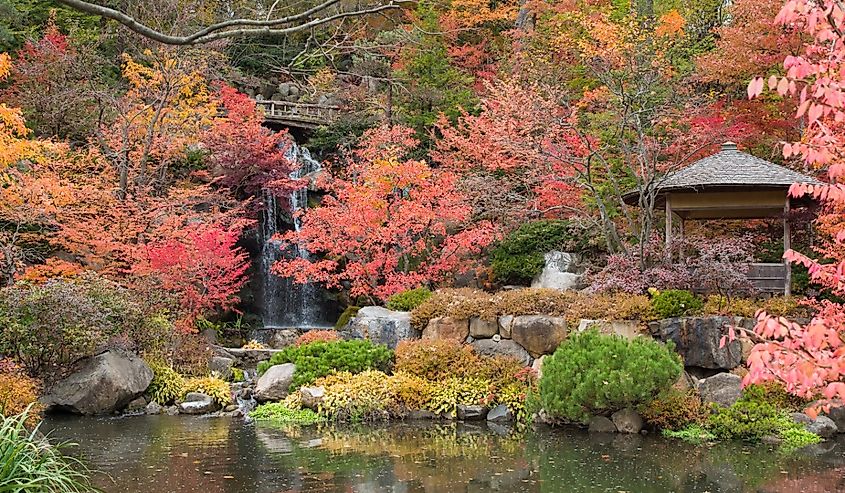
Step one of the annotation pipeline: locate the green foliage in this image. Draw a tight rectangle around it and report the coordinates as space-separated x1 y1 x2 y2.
231 368 245 383
386 287 432 311
334 306 360 329
146 362 186 405
490 220 577 285
256 340 394 389
183 377 232 406
539 330 683 423
650 290 703 318
0 275 171 377
639 388 705 431
705 390 820 451
662 425 717 444
249 403 324 426
0 408 98 492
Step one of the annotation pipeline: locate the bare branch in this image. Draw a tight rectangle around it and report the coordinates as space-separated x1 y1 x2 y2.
54 0 413 45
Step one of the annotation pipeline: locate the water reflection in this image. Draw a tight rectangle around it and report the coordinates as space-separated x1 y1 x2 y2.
42 416 845 493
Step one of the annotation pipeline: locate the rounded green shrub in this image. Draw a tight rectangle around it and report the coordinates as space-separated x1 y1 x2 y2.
257 340 394 389
490 220 576 285
539 330 683 423
386 287 432 311
650 289 703 319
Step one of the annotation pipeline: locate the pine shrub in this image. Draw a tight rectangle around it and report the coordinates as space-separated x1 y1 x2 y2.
490 220 577 285
650 289 703 319
386 287 432 311
539 330 682 423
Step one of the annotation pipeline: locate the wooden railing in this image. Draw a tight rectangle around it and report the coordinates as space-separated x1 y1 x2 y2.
258 100 341 128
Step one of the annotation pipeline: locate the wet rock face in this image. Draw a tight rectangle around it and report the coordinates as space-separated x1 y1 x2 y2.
648 316 751 369
611 408 643 434
254 363 296 402
342 306 419 349
588 416 617 433
178 392 220 415
511 315 568 357
531 252 584 291
41 350 153 415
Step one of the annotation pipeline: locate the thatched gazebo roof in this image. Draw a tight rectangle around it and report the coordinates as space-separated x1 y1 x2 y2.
622 142 822 295
623 142 821 209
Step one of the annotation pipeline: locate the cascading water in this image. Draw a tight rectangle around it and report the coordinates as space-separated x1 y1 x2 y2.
258 141 336 330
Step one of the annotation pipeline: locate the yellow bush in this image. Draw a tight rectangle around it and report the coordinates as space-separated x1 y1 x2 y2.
147 361 186 405
0 359 40 419
317 370 432 421
395 339 479 381
183 376 232 406
425 377 492 416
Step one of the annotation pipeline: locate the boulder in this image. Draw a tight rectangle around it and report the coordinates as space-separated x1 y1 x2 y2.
577 319 640 340
254 363 296 402
824 406 845 433
792 412 814 426
342 306 419 349
209 356 234 380
469 317 498 338
531 355 545 379
471 339 532 366
145 401 163 415
125 397 147 413
531 251 584 291
423 317 469 341
511 315 568 357
698 372 742 408
498 316 514 339
179 392 220 415
457 404 487 421
268 329 300 349
588 416 617 433
486 404 513 423
408 409 438 420
42 350 153 415
648 316 750 369
299 386 325 410
611 408 643 434
807 416 839 438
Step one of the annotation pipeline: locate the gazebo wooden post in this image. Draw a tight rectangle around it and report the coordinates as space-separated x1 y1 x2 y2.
783 199 791 296
665 194 673 258
678 217 685 261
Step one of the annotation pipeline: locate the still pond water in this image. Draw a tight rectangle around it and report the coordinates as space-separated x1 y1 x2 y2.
43 415 845 493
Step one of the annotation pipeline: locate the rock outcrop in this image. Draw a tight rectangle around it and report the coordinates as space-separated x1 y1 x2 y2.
649 316 750 369
511 315 568 357
423 317 470 342
471 338 532 366
342 306 419 349
698 372 742 408
531 252 584 291
178 392 220 415
42 351 153 415
254 363 296 402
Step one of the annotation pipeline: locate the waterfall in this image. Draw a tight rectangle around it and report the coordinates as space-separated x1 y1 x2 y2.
258 141 336 330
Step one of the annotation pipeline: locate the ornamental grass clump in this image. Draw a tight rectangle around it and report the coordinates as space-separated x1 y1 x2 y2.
0 409 98 492
146 361 186 405
257 340 393 389
539 330 682 423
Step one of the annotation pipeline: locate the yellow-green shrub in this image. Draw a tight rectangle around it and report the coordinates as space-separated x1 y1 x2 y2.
317 370 432 421
426 377 491 416
702 296 811 318
395 339 480 381
183 377 232 406
147 362 186 405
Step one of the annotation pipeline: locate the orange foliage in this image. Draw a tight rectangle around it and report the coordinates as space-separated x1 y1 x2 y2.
0 359 41 419
295 330 341 346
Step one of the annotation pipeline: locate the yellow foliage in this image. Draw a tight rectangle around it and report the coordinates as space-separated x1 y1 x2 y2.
656 10 686 38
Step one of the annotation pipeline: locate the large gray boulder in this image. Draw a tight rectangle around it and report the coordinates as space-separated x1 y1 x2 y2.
649 316 750 369
42 351 153 415
254 363 296 402
487 404 513 423
511 315 568 357
698 372 742 408
824 406 845 433
588 416 617 433
531 252 584 291
471 338 531 366
342 306 419 349
807 416 838 438
209 356 234 380
469 317 498 338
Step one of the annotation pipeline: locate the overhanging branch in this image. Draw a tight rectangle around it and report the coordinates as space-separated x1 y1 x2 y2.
54 0 413 45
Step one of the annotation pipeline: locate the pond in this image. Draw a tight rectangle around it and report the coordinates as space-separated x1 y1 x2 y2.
42 416 845 493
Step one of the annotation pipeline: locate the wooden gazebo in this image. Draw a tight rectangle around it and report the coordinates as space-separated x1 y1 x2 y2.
624 142 820 295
